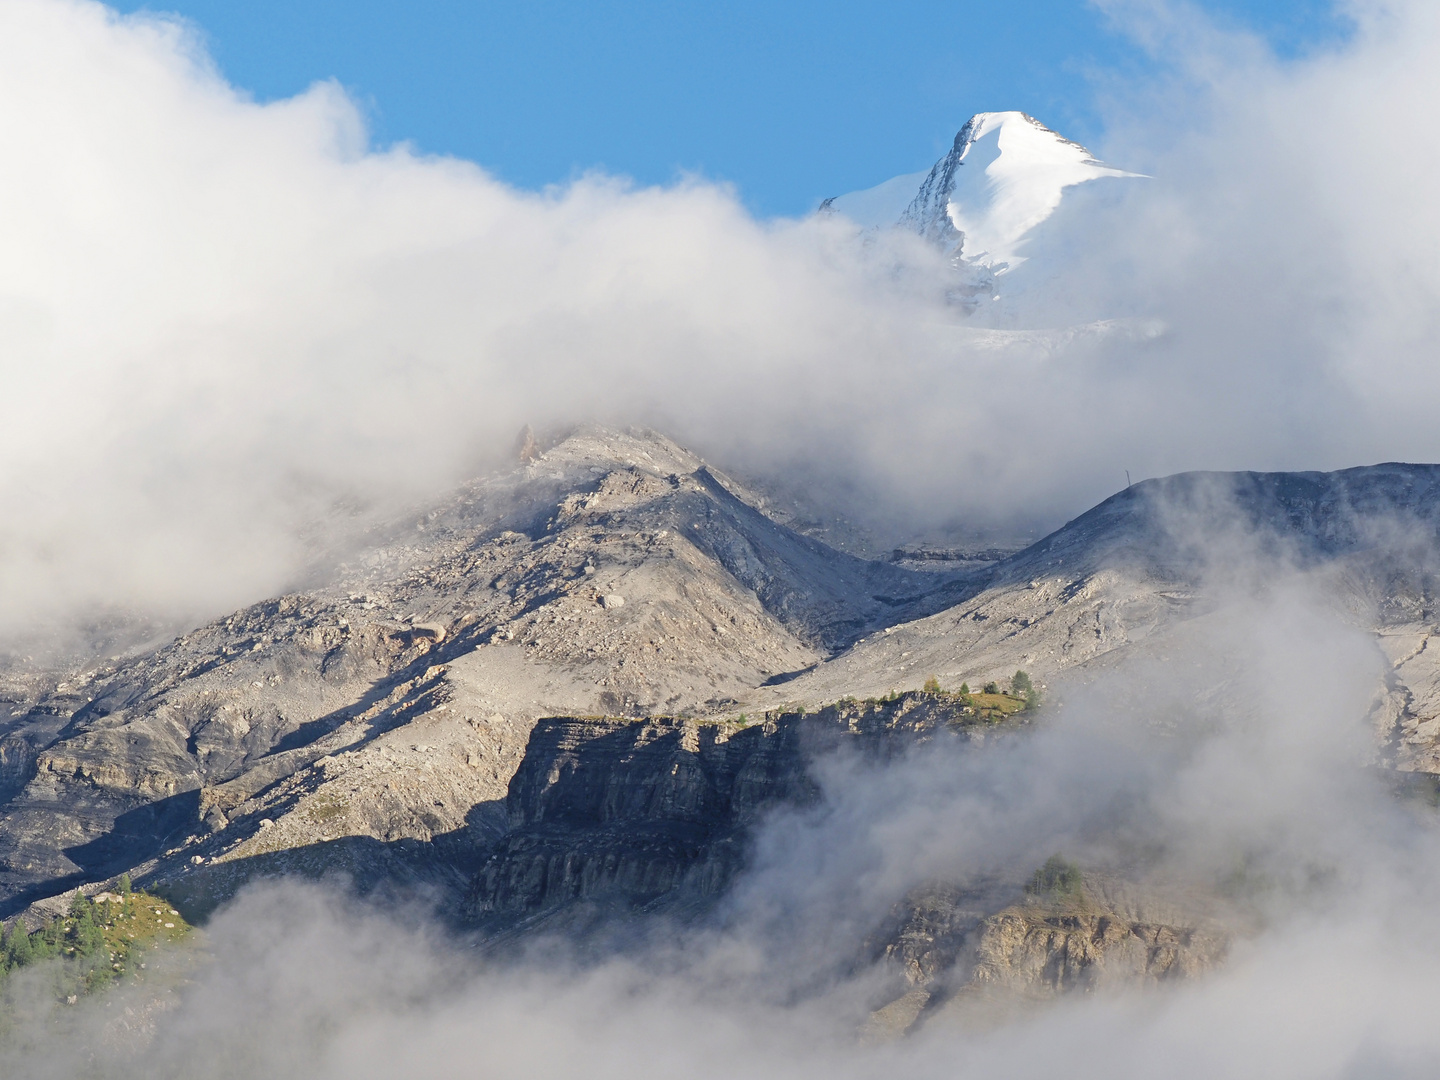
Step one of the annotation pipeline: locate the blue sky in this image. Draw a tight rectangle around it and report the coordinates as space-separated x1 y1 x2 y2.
117 0 1349 217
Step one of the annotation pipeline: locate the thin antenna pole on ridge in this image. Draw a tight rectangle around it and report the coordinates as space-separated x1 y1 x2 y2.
1126 470 1132 488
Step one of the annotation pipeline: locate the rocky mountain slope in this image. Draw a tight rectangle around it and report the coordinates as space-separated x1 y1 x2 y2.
5 429 1440 1026
0 427 970 920
459 689 1232 1026
784 465 1440 711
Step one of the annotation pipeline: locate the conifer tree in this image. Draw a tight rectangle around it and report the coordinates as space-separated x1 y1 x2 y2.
30 918 58 961
4 920 34 969
72 896 104 958
1011 670 1040 709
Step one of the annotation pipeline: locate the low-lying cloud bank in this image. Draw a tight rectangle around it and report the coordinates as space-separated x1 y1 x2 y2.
2 0 1440 637
5 549 1440 1079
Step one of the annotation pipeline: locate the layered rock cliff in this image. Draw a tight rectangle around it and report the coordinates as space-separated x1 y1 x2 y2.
465 691 1023 927
866 876 1230 1035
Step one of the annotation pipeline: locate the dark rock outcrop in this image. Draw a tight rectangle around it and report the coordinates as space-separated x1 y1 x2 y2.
465 693 1023 925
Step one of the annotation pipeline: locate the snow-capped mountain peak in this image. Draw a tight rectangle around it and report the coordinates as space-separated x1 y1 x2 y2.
822 111 1143 272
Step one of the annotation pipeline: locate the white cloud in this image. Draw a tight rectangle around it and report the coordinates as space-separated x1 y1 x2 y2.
4 5 1440 1074
2 0 1440 649
8 564 1440 1079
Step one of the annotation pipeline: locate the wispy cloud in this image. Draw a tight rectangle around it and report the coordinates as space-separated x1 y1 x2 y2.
1 0 1438 649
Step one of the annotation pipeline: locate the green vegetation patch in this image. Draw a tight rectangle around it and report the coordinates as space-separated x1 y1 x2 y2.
967 692 1029 719
1 877 192 999
1025 855 1086 901
939 672 1039 721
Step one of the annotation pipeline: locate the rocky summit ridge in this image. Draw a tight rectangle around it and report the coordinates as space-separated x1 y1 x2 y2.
3 427 1440 1019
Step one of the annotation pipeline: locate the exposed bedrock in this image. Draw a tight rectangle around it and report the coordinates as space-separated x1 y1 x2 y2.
865 878 1230 1036
465 692 1015 924
4 429 1440 974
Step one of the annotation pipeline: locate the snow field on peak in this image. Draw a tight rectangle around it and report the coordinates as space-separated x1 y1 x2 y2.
821 170 928 230
822 110 1144 272
944 111 1143 268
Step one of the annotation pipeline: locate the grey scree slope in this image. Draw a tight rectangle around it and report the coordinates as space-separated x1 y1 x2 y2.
2 428 1440 940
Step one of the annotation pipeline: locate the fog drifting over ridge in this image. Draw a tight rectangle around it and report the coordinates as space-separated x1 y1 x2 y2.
1 0 1439 637
6 556 1440 1079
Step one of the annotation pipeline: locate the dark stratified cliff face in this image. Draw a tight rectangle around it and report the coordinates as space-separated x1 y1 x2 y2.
464 693 1019 927
463 716 806 924
465 695 1231 1030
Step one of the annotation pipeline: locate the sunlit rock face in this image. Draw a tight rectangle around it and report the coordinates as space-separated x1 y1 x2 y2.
0 426 970 920
5 424 1440 1032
